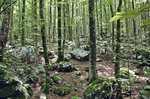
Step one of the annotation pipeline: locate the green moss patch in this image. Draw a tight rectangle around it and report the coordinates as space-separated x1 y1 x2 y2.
52 87 71 96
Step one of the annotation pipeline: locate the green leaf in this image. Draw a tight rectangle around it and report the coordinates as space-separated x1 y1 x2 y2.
110 15 123 22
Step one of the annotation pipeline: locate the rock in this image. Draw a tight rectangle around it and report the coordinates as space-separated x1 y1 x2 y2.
71 47 89 61
134 69 141 75
80 45 90 51
0 69 32 99
84 66 89 72
75 71 82 76
120 68 138 80
147 79 150 85
52 87 71 96
84 79 114 99
96 58 102 62
10 45 36 63
57 62 74 72
144 85 150 91
39 51 55 59
64 54 72 61
51 73 62 84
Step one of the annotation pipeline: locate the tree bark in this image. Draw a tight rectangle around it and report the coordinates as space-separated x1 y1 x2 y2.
40 0 49 73
0 0 11 62
21 0 25 46
57 0 64 63
88 0 97 83
115 0 124 98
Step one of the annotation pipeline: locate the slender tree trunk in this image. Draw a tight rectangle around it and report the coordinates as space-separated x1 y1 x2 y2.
40 0 49 77
115 0 124 98
0 0 11 62
100 0 103 39
9 1 14 43
57 0 63 63
132 0 137 45
110 5 115 50
21 0 25 46
88 0 97 83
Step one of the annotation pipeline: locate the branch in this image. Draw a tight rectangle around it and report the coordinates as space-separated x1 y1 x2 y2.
0 1 17 14
0 0 5 9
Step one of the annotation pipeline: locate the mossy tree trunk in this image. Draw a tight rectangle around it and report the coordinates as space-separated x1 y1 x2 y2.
0 0 11 62
110 4 115 51
21 0 25 46
40 0 49 89
131 0 137 46
115 0 124 98
57 0 64 63
88 0 97 83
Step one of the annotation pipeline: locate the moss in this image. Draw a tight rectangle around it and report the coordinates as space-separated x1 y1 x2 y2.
71 96 82 99
43 84 52 95
51 73 62 84
75 71 82 76
84 66 89 72
53 87 71 96
41 78 53 90
58 62 73 72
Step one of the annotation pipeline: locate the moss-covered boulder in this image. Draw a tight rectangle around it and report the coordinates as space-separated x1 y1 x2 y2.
41 77 53 95
51 73 62 84
64 54 72 61
83 79 114 99
53 87 71 96
57 62 74 72
0 68 32 99
75 71 82 76
120 68 138 80
10 45 36 63
71 47 90 61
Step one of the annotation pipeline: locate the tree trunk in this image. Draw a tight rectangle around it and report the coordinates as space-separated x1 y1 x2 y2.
21 0 25 46
0 0 11 62
57 0 63 63
110 4 115 51
40 0 49 74
115 0 124 98
88 0 97 83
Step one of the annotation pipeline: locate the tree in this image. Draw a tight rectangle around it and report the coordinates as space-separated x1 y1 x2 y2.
0 0 11 62
40 0 49 95
88 0 97 83
21 0 25 46
115 0 123 98
57 0 64 63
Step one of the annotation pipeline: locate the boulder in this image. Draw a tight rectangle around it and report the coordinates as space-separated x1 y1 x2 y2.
71 47 89 61
64 54 72 61
51 72 62 84
57 62 74 72
52 87 71 96
10 45 36 63
0 68 32 99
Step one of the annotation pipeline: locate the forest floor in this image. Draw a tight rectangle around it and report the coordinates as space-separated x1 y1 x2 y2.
31 52 148 99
